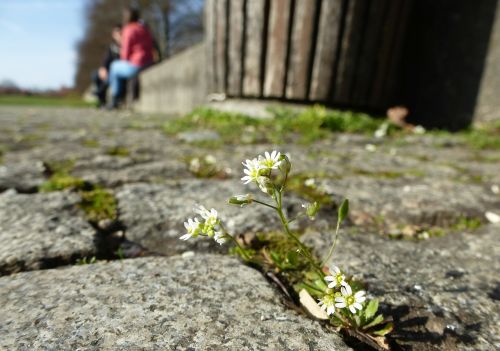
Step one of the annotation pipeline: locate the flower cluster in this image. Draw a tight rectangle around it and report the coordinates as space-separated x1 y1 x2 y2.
241 150 283 193
318 265 366 316
180 205 227 244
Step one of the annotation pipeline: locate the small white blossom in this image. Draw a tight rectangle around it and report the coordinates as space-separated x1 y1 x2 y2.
324 266 346 288
258 150 281 170
180 218 201 241
194 205 218 226
318 294 336 316
214 231 227 245
241 158 263 184
335 283 366 314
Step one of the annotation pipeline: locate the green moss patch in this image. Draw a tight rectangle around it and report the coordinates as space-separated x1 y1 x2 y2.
106 146 130 157
78 187 117 222
163 106 387 145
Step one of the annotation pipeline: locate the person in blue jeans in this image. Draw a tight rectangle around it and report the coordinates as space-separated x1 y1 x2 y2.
108 7 154 108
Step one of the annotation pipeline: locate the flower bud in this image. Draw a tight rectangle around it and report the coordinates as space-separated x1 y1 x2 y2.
302 201 320 220
278 154 291 175
228 194 253 206
257 176 275 194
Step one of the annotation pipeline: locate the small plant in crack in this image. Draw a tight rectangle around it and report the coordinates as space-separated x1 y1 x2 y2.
179 150 393 350
76 256 96 265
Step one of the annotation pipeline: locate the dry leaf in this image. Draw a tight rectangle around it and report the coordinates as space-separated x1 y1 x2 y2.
299 289 328 320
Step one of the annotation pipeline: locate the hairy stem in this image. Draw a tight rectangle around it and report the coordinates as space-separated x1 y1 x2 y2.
274 189 324 277
321 220 341 267
220 223 251 260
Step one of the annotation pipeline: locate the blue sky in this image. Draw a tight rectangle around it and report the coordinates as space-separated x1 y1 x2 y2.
0 0 87 89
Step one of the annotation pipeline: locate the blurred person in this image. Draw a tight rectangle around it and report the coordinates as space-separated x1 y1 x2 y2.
108 7 154 108
92 24 121 107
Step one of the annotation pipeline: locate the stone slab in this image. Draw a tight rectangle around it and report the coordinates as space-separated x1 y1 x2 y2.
303 225 500 351
116 180 310 256
0 160 45 192
0 255 351 351
0 190 96 275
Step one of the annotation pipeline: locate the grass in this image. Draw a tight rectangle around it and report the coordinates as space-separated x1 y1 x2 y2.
0 95 92 108
165 106 500 150
39 174 86 192
79 188 117 222
38 159 117 222
163 106 386 145
429 120 500 150
385 215 484 240
106 146 130 157
81 139 100 148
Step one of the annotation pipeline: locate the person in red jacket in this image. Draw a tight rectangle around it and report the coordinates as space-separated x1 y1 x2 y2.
108 7 154 108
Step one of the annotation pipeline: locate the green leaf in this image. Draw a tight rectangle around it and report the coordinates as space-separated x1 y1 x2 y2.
286 251 299 267
338 199 349 223
270 251 283 266
313 278 328 291
364 299 379 321
363 314 384 329
373 322 393 336
353 315 362 327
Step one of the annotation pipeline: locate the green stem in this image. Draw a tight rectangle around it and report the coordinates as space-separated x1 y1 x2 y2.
274 190 324 277
219 223 251 260
253 199 277 210
301 281 325 294
321 219 341 267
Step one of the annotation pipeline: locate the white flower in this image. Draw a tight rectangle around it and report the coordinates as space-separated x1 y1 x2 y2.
258 150 281 170
241 158 263 184
318 294 336 316
214 231 227 245
324 266 346 288
180 217 201 241
335 283 366 314
194 205 218 226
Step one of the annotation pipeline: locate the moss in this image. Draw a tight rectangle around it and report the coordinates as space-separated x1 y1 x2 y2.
106 146 130 157
39 174 86 192
236 231 310 285
81 139 100 148
78 187 117 222
451 216 482 231
349 168 425 179
387 215 483 240
428 121 500 150
44 159 75 175
163 106 386 145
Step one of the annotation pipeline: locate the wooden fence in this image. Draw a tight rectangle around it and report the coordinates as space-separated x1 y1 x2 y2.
205 0 413 110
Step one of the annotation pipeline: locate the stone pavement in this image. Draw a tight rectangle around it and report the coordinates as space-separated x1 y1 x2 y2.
0 106 498 350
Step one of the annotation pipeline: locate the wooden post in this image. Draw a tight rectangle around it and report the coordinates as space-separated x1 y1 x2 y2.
214 0 228 93
309 0 343 101
286 0 318 100
333 0 367 105
243 0 266 97
263 0 291 98
351 0 388 106
227 0 245 96
205 0 216 93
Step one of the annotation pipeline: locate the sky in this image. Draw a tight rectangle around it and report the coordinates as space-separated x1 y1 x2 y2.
0 0 87 90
